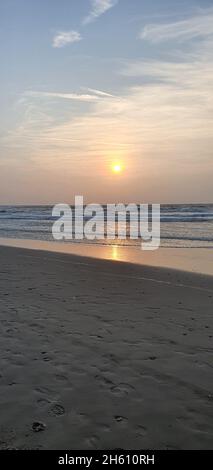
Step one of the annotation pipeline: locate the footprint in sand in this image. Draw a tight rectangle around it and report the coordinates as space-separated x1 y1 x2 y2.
110 383 135 396
32 422 46 433
49 403 65 416
136 424 147 437
37 397 50 408
114 416 128 423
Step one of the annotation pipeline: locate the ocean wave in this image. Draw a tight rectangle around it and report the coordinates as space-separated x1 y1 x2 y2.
1 214 213 222
0 204 213 249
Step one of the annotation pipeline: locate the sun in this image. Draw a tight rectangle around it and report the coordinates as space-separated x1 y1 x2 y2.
112 163 122 174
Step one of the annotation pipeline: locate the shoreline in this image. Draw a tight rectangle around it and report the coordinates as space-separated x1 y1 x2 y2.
0 237 213 276
0 245 213 449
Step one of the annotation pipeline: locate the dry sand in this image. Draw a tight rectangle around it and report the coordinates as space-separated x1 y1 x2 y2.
0 245 213 450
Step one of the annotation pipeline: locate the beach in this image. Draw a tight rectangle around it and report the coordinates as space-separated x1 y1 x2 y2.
0 245 213 450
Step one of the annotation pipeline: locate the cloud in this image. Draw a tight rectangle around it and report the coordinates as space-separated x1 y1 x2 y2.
10 46 213 162
83 87 115 98
121 56 213 89
140 9 213 43
52 30 82 48
52 1 118 48
4 8 213 201
25 91 99 102
24 89 115 102
83 0 117 25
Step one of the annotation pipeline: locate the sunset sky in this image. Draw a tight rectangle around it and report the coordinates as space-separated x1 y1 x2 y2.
0 0 213 204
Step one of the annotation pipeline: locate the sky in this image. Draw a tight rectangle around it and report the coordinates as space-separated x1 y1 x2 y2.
0 0 213 204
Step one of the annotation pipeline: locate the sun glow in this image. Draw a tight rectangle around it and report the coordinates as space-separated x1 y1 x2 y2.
112 163 122 174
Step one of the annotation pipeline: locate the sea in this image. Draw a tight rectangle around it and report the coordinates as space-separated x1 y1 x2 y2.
0 204 212 248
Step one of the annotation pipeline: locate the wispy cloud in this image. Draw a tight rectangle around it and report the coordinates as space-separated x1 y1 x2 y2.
10 44 213 162
52 30 82 48
83 0 118 25
140 8 213 43
83 87 115 98
24 89 115 102
4 7 213 201
52 1 118 48
25 91 98 102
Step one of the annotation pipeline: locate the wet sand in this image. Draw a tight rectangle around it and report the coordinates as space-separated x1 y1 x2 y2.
0 245 213 449
0 237 213 276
